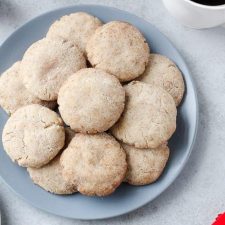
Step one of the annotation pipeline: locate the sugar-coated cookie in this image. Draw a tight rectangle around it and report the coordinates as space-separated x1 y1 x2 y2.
0 61 56 114
47 12 102 53
111 81 177 148
138 54 185 106
58 68 125 133
20 38 86 101
122 143 169 185
86 21 150 82
60 133 127 196
2 104 65 168
27 154 77 194
27 127 76 194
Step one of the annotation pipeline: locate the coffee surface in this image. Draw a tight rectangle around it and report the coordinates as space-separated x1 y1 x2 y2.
191 0 225 5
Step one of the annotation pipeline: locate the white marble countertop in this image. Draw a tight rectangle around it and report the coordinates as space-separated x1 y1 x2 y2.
0 0 225 224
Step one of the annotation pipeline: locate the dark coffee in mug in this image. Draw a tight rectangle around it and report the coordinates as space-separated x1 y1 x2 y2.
190 0 225 5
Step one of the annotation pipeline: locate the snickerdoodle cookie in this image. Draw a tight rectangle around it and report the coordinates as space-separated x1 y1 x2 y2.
47 12 102 53
60 133 127 196
122 143 170 185
111 81 177 148
27 154 77 194
86 21 150 82
0 61 56 114
138 54 185 106
20 38 86 101
27 128 76 194
58 68 125 133
2 104 65 168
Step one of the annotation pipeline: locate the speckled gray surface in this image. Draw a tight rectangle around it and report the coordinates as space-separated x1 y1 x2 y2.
0 0 225 225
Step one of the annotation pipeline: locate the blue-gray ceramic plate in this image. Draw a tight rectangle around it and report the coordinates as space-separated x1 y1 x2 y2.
0 5 198 220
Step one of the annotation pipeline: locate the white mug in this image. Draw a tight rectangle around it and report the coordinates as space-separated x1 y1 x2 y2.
162 0 225 29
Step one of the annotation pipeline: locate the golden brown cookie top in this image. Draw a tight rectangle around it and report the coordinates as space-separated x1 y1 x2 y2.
2 104 65 168
47 12 102 53
20 38 86 101
0 61 56 114
60 133 127 196
123 143 170 185
111 81 177 148
86 21 150 82
138 54 185 106
58 68 125 133
27 154 77 195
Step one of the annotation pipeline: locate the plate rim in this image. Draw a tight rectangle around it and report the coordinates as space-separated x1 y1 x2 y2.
0 4 199 220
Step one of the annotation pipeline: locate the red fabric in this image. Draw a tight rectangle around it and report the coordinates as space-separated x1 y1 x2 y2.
212 213 225 225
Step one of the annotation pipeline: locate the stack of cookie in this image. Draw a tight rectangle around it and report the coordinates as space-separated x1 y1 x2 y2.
0 12 185 196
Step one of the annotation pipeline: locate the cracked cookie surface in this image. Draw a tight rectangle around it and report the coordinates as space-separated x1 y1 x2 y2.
58 68 125 133
86 21 150 82
60 133 127 196
2 104 65 168
111 81 177 149
20 38 86 101
27 127 76 194
0 61 56 114
138 54 185 106
47 12 102 53
122 143 169 185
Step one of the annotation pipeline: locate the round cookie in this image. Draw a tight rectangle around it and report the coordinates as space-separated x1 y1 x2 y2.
0 61 56 114
111 81 177 149
122 143 170 185
20 38 86 101
86 21 150 82
27 128 76 194
138 54 185 106
27 127 76 194
47 12 102 53
27 155 77 194
60 133 127 196
2 104 65 168
58 68 125 133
